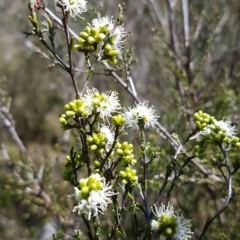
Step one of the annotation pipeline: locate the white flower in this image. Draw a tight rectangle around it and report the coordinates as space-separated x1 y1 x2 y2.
151 203 193 240
72 174 117 220
99 124 114 151
215 120 236 138
56 0 87 19
82 88 121 120
91 16 127 51
123 102 159 129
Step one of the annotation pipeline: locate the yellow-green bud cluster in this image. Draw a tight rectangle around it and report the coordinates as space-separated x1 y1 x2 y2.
115 141 137 166
193 144 207 159
74 26 103 53
112 114 126 126
119 167 138 186
63 153 84 182
103 41 119 65
90 92 108 112
155 213 177 237
78 175 103 199
74 25 120 64
87 132 108 153
194 111 239 147
193 110 216 131
233 137 240 149
59 99 89 126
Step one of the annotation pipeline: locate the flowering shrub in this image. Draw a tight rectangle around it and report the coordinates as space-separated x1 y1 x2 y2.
1 1 240 240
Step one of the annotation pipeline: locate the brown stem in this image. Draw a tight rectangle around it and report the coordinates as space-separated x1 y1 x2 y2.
60 6 80 99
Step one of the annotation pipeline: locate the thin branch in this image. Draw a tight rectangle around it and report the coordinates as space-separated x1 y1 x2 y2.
0 106 34 167
147 0 168 36
199 205 228 240
60 6 80 99
165 0 180 59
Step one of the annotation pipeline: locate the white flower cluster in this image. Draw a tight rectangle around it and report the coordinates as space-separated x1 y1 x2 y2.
83 88 121 120
151 203 192 240
56 0 87 19
123 102 159 129
200 119 236 138
91 16 126 51
99 124 114 151
72 173 117 220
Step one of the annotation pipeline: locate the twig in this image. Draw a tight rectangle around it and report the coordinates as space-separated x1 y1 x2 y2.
0 106 34 167
60 6 80 99
165 0 180 59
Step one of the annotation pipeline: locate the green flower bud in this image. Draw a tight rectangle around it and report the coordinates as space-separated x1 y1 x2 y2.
193 112 200 120
98 148 105 154
91 145 98 151
99 25 108 34
115 142 122 148
66 155 71 161
87 137 93 144
95 33 106 42
108 57 118 65
66 111 75 117
85 26 91 34
119 171 126 178
109 49 119 57
122 142 128 148
223 137 231 143
122 179 128 185
123 150 132 155
69 102 76 110
87 36 96 44
94 161 101 167
81 186 89 198
87 46 95 52
80 31 89 39
117 149 123 155
77 38 86 44
104 44 112 54
98 141 106 147
232 137 239 143
64 104 70 110
195 121 201 129
131 159 137 165
113 114 126 126
90 27 98 35
74 44 84 51
59 117 67 125
236 142 240 148
79 179 87 187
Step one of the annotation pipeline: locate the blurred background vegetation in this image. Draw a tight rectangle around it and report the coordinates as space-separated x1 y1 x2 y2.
1 0 240 239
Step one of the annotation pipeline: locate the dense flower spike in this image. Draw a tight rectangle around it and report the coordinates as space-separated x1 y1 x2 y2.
72 174 117 220
82 88 121 120
55 0 87 19
123 102 159 129
151 203 192 240
74 16 127 64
